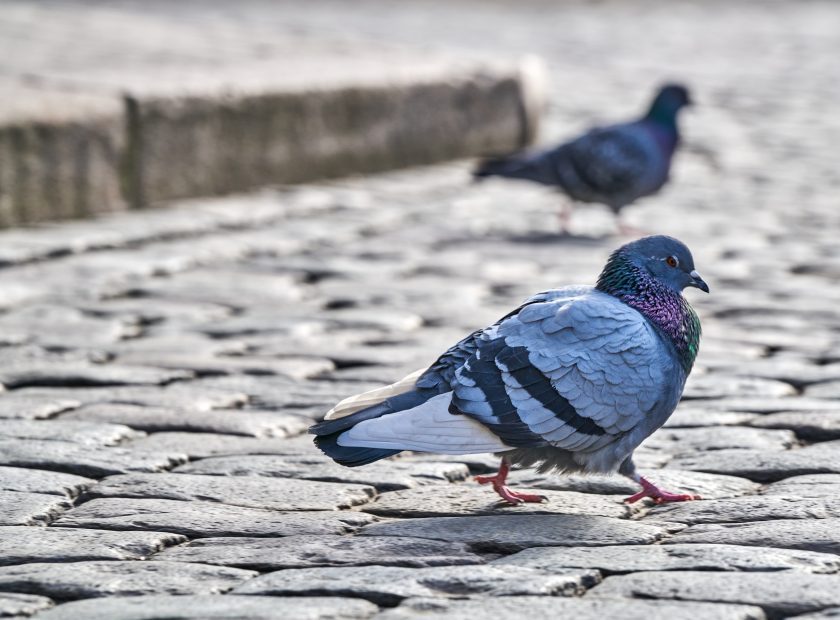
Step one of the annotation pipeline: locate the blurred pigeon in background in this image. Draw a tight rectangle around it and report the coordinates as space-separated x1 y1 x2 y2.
474 84 692 234
311 236 709 505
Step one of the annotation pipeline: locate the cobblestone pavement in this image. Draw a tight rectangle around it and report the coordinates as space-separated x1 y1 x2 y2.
2 1 840 619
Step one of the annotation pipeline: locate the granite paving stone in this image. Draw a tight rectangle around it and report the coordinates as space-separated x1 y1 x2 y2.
0 467 93 497
0 363 192 389
762 474 840 498
154 534 488 570
233 565 600 606
0 491 72 526
667 519 840 554
646 495 840 524
361 485 634 518
359 515 670 552
682 376 796 400
87 472 376 511
376 597 766 620
589 571 840 618
174 455 470 491
640 427 796 455
523 469 761 499
0 419 142 445
59 403 310 437
493 543 840 574
0 561 257 600
0 439 186 478
6 384 248 413
0 592 54 618
751 411 840 440
664 409 760 428
35 595 378 620
0 394 80 421
668 449 840 482
53 497 377 537
113 350 335 381
125 432 323 458
0 526 185 566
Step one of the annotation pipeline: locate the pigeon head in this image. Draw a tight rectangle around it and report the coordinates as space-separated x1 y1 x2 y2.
646 84 692 125
623 235 708 294
597 235 705 371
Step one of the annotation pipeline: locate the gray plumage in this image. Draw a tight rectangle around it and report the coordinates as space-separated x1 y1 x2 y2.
474 84 692 215
312 236 708 494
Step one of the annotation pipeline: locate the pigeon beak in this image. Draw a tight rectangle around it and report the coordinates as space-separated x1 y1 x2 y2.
689 270 709 293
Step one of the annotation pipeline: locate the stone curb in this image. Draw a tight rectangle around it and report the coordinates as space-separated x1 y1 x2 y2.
0 57 545 227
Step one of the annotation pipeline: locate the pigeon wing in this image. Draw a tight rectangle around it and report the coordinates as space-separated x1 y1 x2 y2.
450 289 674 451
553 124 659 205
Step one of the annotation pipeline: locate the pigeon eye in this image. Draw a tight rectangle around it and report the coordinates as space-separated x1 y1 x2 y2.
666 256 679 268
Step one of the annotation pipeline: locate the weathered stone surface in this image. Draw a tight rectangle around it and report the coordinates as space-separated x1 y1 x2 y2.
751 411 840 440
641 426 796 454
0 439 186 478
677 398 840 414
806 381 840 398
0 592 54 618
6 384 248 413
360 515 668 552
0 491 71 526
53 498 377 537
35 595 377 620
0 466 93 497
668 449 840 482
0 561 256 600
124 432 316 458
0 526 185 566
683 375 797 400
115 350 335 381
0 394 80 420
647 495 840 525
762 474 840 498
589 571 840 618
526 469 760 499
155 534 487 570
377 597 765 620
0 419 141 445
664 408 759 428
362 485 634 518
494 543 840 574
174 455 469 492
234 564 599 605
61 403 310 438
668 519 840 554
0 363 192 389
88 472 375 511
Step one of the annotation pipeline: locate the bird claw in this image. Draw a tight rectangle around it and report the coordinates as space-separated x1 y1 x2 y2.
475 461 547 505
624 476 701 504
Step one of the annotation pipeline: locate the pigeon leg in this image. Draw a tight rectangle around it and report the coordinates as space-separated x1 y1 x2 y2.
624 476 701 504
558 202 574 233
474 457 547 505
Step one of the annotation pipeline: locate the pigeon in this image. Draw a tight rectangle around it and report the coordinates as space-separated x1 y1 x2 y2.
473 84 692 233
311 236 708 505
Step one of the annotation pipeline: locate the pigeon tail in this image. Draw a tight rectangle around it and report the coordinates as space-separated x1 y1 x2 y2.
472 154 556 186
310 388 437 466
313 430 401 467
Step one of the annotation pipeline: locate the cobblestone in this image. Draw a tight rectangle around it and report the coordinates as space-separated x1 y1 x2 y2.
0 0 838 616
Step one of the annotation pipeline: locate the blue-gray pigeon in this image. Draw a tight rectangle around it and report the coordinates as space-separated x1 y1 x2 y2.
311 236 709 505
473 84 692 233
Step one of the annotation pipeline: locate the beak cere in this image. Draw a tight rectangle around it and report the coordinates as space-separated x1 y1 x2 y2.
689 270 710 293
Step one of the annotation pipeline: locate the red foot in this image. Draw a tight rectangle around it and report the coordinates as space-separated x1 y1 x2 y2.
624 476 701 505
475 458 547 505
